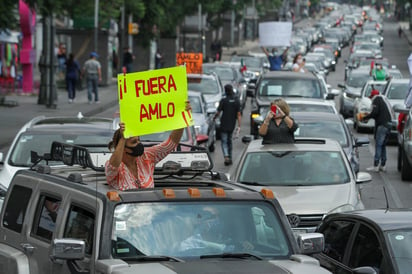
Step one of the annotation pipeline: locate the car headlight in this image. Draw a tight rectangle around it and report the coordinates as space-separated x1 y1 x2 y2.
328 204 356 214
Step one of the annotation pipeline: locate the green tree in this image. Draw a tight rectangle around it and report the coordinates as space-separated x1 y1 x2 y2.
0 0 19 30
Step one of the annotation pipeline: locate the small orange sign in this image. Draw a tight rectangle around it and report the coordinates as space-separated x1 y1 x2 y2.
176 52 203 74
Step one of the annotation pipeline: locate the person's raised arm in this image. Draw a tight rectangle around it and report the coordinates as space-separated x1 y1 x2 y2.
109 122 126 168
261 47 269 57
170 100 192 144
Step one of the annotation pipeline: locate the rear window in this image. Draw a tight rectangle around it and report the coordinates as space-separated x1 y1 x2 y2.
258 78 323 99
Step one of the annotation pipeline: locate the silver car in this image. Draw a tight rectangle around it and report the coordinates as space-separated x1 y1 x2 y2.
229 138 371 233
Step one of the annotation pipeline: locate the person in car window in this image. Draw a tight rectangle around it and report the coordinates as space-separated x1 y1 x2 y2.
259 98 298 144
370 62 387 81
261 46 289 71
292 53 307 73
105 101 191 190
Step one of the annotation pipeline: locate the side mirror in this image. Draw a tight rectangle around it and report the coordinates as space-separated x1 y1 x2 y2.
354 136 370 147
393 104 409 114
297 233 325 254
206 107 216 115
337 83 345 88
0 152 3 165
242 135 254 144
352 266 378 274
356 172 372 184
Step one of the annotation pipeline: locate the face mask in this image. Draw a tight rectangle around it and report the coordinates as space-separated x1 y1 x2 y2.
297 58 302 64
125 143 144 157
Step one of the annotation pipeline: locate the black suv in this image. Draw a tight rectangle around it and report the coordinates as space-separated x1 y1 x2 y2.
248 71 335 136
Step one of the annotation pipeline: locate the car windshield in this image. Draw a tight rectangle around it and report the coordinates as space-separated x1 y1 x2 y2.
386 83 409 100
203 66 235 81
289 104 336 113
386 229 412 273
9 132 112 167
364 83 387 97
230 56 261 69
257 79 323 98
188 77 219 94
238 151 349 185
294 121 348 147
347 75 370 88
112 201 291 259
140 128 189 142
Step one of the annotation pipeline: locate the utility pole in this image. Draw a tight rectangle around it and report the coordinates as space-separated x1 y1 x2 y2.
94 0 99 52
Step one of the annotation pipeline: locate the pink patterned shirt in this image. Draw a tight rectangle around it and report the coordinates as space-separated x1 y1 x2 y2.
105 137 177 190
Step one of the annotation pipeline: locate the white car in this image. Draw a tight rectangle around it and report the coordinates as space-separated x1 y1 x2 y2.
0 114 116 189
229 138 372 233
353 79 388 132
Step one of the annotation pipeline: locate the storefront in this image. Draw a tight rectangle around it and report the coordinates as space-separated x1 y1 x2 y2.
0 30 20 93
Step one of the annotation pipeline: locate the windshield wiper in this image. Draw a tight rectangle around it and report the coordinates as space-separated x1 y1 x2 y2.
122 255 184 262
239 181 265 186
200 253 263 260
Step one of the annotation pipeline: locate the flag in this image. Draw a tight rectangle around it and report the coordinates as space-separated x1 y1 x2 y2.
240 58 247 73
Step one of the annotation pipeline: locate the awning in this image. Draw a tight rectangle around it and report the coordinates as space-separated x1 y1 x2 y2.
0 30 20 44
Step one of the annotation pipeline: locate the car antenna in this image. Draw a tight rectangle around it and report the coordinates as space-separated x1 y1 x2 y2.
382 186 390 212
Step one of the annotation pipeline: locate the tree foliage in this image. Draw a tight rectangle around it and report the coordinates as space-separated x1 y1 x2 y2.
0 0 19 31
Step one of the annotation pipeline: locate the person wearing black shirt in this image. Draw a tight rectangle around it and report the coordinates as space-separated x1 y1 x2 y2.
122 47 134 73
363 89 394 172
213 85 241 165
259 98 298 144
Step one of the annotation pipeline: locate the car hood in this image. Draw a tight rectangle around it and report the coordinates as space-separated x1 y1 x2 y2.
238 184 353 214
345 86 362 96
99 257 330 274
203 94 222 105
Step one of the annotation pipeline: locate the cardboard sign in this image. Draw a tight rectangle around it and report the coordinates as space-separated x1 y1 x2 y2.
176 52 203 74
117 66 193 138
259 22 292 47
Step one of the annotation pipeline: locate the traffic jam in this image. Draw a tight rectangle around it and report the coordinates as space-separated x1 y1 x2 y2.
0 2 412 274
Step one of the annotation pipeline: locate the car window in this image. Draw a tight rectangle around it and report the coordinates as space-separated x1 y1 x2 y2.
64 205 95 255
387 229 412 274
294 121 348 147
203 66 235 81
386 83 409 100
347 75 370 88
258 79 322 98
112 202 291 259
9 132 112 167
238 151 349 185
322 220 355 262
31 195 61 242
2 185 32 233
188 95 203 113
348 224 383 271
188 78 219 94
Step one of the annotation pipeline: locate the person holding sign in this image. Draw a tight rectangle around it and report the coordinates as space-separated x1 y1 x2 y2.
261 46 289 71
105 101 192 190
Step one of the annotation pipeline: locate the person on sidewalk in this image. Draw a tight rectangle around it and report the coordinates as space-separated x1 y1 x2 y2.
82 52 102 104
361 89 394 172
65 53 81 103
261 46 289 71
259 98 298 144
213 84 241 166
105 101 192 190
122 47 134 73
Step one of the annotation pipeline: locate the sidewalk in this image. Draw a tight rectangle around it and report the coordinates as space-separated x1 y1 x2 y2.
399 21 412 46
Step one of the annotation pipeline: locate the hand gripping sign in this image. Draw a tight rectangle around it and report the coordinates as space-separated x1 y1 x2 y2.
118 66 193 138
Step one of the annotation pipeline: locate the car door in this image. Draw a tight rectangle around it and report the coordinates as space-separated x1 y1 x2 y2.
314 219 356 274
347 223 392 274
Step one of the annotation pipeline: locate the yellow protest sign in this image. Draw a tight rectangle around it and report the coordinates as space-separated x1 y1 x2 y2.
118 66 193 138
176 52 203 74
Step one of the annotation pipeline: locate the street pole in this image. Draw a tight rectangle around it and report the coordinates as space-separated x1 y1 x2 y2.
94 0 99 52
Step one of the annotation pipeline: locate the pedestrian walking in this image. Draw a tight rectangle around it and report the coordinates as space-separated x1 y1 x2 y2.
155 49 163 69
82 52 102 104
398 26 403 38
361 90 394 172
122 47 134 73
65 53 81 103
213 84 241 166
261 46 289 71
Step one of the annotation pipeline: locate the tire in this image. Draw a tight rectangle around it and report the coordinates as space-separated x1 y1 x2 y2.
208 141 215 152
401 150 412 181
397 145 402 172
